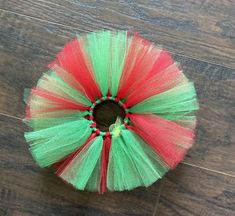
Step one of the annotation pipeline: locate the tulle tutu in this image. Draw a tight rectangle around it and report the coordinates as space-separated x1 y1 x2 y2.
24 31 199 193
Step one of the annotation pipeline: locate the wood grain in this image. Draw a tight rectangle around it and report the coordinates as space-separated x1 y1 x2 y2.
0 11 234 176
155 164 235 216
0 0 235 67
0 115 161 216
0 1 235 215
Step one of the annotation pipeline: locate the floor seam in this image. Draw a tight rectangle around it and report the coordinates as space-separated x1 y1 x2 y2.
182 162 235 178
0 112 22 121
0 7 234 70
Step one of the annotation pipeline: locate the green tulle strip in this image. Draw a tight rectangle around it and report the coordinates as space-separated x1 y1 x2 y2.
107 129 169 191
130 82 199 119
25 118 92 167
110 31 128 96
85 158 101 191
84 31 127 96
60 136 103 190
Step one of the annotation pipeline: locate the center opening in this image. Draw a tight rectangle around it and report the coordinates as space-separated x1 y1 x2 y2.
93 100 126 132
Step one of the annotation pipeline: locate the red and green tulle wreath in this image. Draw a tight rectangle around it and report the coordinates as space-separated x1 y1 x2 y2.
24 31 199 193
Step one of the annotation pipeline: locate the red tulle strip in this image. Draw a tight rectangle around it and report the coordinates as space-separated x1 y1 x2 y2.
118 34 157 99
147 50 174 77
125 51 177 106
118 34 173 101
31 88 88 111
25 104 31 120
50 38 102 102
100 137 111 193
129 114 194 169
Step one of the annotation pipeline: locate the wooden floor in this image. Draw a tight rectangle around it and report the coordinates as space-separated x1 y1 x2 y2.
0 1 235 215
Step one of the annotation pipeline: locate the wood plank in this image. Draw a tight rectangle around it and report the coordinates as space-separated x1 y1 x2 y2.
0 115 161 216
0 0 235 67
0 11 71 117
0 11 234 176
155 164 235 216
